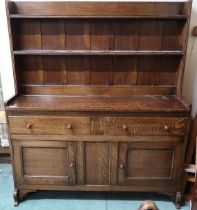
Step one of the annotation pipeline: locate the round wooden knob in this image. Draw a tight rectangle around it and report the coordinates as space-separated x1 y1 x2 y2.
67 124 72 129
26 123 32 129
122 125 127 130
70 161 74 168
164 125 169 131
120 162 125 169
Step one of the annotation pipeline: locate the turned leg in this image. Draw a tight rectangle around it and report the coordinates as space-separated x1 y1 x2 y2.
13 189 19 207
175 192 182 209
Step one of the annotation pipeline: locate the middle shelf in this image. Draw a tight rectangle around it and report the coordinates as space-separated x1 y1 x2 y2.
13 50 184 56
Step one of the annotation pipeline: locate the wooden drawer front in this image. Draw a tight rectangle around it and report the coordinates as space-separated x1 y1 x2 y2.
9 116 90 135
104 117 188 136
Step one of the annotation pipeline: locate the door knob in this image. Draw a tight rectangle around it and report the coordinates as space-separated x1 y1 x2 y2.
67 124 72 129
120 162 125 169
26 123 32 129
70 161 74 168
122 125 128 130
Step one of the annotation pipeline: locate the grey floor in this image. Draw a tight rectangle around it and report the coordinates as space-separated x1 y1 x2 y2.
0 164 190 210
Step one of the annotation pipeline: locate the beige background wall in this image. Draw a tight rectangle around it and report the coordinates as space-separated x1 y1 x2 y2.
0 0 197 117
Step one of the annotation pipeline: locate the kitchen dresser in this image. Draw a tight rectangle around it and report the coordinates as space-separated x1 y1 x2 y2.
5 0 192 208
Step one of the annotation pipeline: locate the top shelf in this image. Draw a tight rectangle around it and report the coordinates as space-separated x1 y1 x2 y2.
7 1 191 18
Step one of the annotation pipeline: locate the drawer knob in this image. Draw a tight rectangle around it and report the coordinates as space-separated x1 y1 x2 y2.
70 161 74 168
67 124 72 129
122 125 128 130
26 123 32 129
120 162 125 169
164 125 169 131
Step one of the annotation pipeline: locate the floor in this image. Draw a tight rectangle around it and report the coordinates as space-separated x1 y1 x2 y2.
0 164 190 210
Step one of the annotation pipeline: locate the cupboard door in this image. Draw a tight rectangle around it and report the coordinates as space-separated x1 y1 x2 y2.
118 141 182 186
13 140 76 186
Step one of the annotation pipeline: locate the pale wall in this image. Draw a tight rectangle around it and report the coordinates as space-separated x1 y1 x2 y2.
0 0 15 101
0 0 197 117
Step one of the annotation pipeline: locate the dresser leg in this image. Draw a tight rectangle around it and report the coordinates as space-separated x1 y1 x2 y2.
13 189 19 206
13 189 37 206
175 192 182 209
19 189 37 201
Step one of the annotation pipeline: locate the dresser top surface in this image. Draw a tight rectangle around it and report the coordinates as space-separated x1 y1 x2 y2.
6 94 190 113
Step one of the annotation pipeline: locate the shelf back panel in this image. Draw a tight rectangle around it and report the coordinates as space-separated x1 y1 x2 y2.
11 19 186 51
15 55 180 87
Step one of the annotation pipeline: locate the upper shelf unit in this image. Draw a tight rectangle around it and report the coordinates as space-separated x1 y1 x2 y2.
7 1 191 18
7 0 192 95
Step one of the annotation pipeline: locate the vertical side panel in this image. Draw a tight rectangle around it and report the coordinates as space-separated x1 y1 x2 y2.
118 142 128 185
76 142 85 185
110 142 118 185
171 143 183 185
68 142 76 185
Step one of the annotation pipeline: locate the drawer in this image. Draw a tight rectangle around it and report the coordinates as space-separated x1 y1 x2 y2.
8 116 90 135
104 117 188 136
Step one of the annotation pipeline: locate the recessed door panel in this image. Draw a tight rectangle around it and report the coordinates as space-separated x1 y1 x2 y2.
13 140 76 186
118 141 182 186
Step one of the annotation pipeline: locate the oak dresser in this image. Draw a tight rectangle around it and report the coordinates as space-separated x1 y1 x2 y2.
5 0 192 208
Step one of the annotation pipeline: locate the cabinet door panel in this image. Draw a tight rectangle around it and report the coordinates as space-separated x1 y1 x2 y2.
13 140 76 186
85 142 110 185
118 141 182 186
77 142 111 185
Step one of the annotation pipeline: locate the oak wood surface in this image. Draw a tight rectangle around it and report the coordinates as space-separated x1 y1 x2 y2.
8 1 190 17
20 85 176 96
6 95 189 113
5 1 192 207
8 116 90 135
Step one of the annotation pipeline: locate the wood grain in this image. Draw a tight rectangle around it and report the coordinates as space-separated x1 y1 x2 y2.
9 116 90 135
8 2 189 17
104 117 188 136
5 1 192 207
6 95 189 113
85 142 110 185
